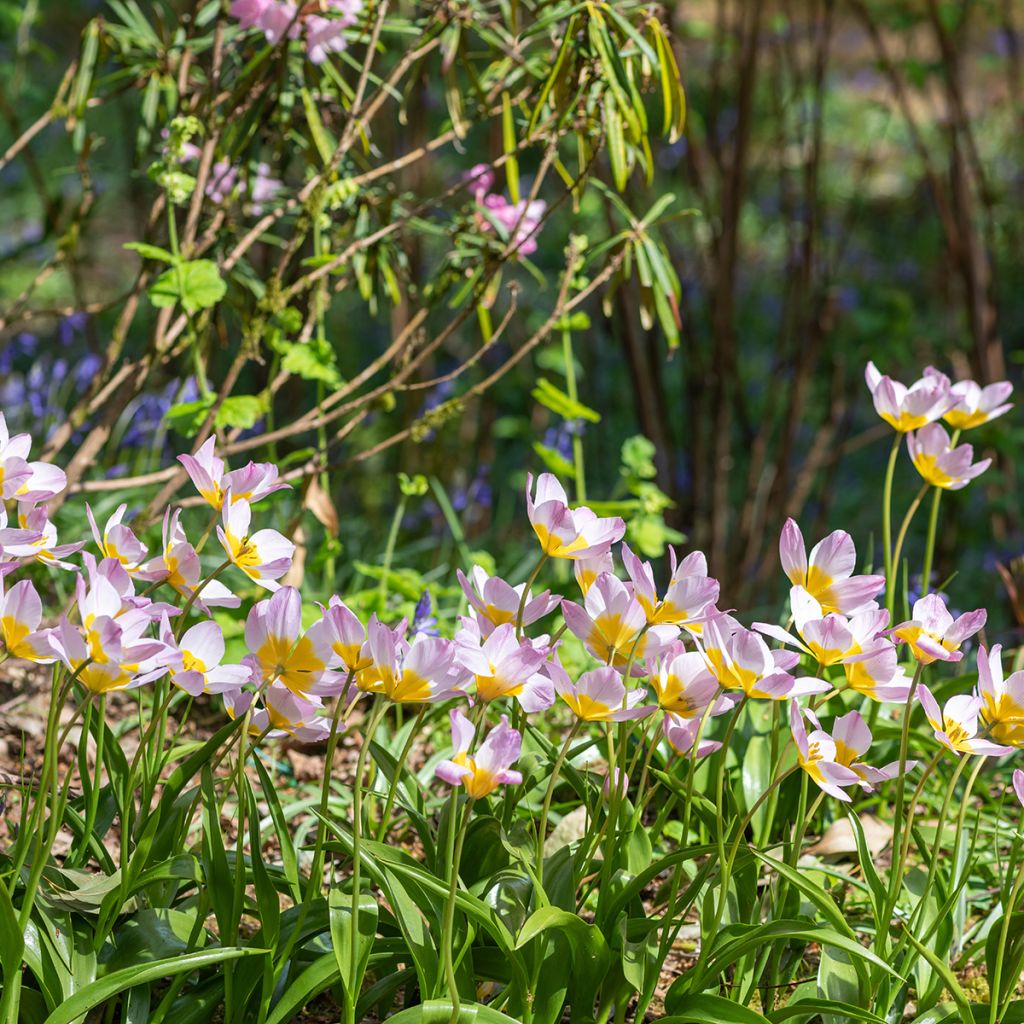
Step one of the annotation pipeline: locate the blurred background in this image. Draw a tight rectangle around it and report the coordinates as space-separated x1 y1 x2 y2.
3 0 1023 636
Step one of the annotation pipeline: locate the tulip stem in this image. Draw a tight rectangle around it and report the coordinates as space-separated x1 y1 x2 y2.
562 327 586 503
920 486 943 599
174 557 231 641
442 794 473 1024
991 853 1024 1022
882 432 903 615
376 704 426 842
346 698 387 1024
536 720 581 882
515 553 548 641
889 481 929 608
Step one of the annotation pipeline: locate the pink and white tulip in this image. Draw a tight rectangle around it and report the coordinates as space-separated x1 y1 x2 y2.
790 701 862 802
562 572 678 674
218 494 294 591
907 423 990 490
622 544 719 630
547 661 653 722
892 593 986 665
943 376 1013 431
918 685 1013 757
436 708 523 798
526 473 625 561
778 519 884 616
454 622 554 712
457 565 558 637
976 644 1024 748
864 362 953 433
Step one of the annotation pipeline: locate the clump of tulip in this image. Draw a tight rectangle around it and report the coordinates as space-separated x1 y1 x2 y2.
2 361 1023 1024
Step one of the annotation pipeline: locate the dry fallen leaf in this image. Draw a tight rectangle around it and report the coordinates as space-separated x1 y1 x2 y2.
806 813 892 857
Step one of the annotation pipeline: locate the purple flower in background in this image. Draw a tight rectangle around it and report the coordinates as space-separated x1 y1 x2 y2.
74 352 103 389
410 591 439 638
249 163 283 213
59 312 87 346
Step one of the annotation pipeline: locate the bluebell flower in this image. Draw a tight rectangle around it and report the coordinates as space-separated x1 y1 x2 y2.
410 590 439 638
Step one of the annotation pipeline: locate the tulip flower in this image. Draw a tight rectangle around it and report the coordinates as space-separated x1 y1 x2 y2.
457 566 558 636
50 602 169 694
225 681 331 742
602 767 630 800
2 503 82 570
942 376 1013 431
244 586 338 698
918 685 1014 757
525 473 625 560
826 709 913 790
650 650 733 718
562 572 678 674
0 413 66 502
622 545 720 630
662 713 721 758
907 423 991 490
217 494 294 591
789 701 862 802
976 644 1024 748
179 436 289 510
547 661 653 722
454 622 554 712
142 509 239 610
702 614 827 701
1014 768 1024 808
0 579 55 663
892 593 986 665
87 504 150 575
160 618 250 696
574 552 614 596
778 519 884 616
436 708 523 798
358 618 469 703
864 361 953 432
315 595 370 673
841 643 914 703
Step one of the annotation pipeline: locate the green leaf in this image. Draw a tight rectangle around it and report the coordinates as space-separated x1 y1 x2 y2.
150 259 227 312
215 394 266 431
165 397 214 437
41 948 263 1024
502 92 520 204
330 888 378 1005
123 241 175 262
660 993 771 1022
532 441 575 478
280 338 342 388
532 378 601 423
384 1000 524 1023
516 907 610 1023
769 999 888 1023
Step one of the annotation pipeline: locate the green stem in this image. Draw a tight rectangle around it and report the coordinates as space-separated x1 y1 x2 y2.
887 664 924 905
992 855 1024 1022
376 705 426 842
883 431 903 615
443 795 473 1024
562 328 586 503
535 720 582 882
77 694 106 867
378 495 407 613
346 699 387 1024
515 552 548 641
174 558 232 642
890 482 929 607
